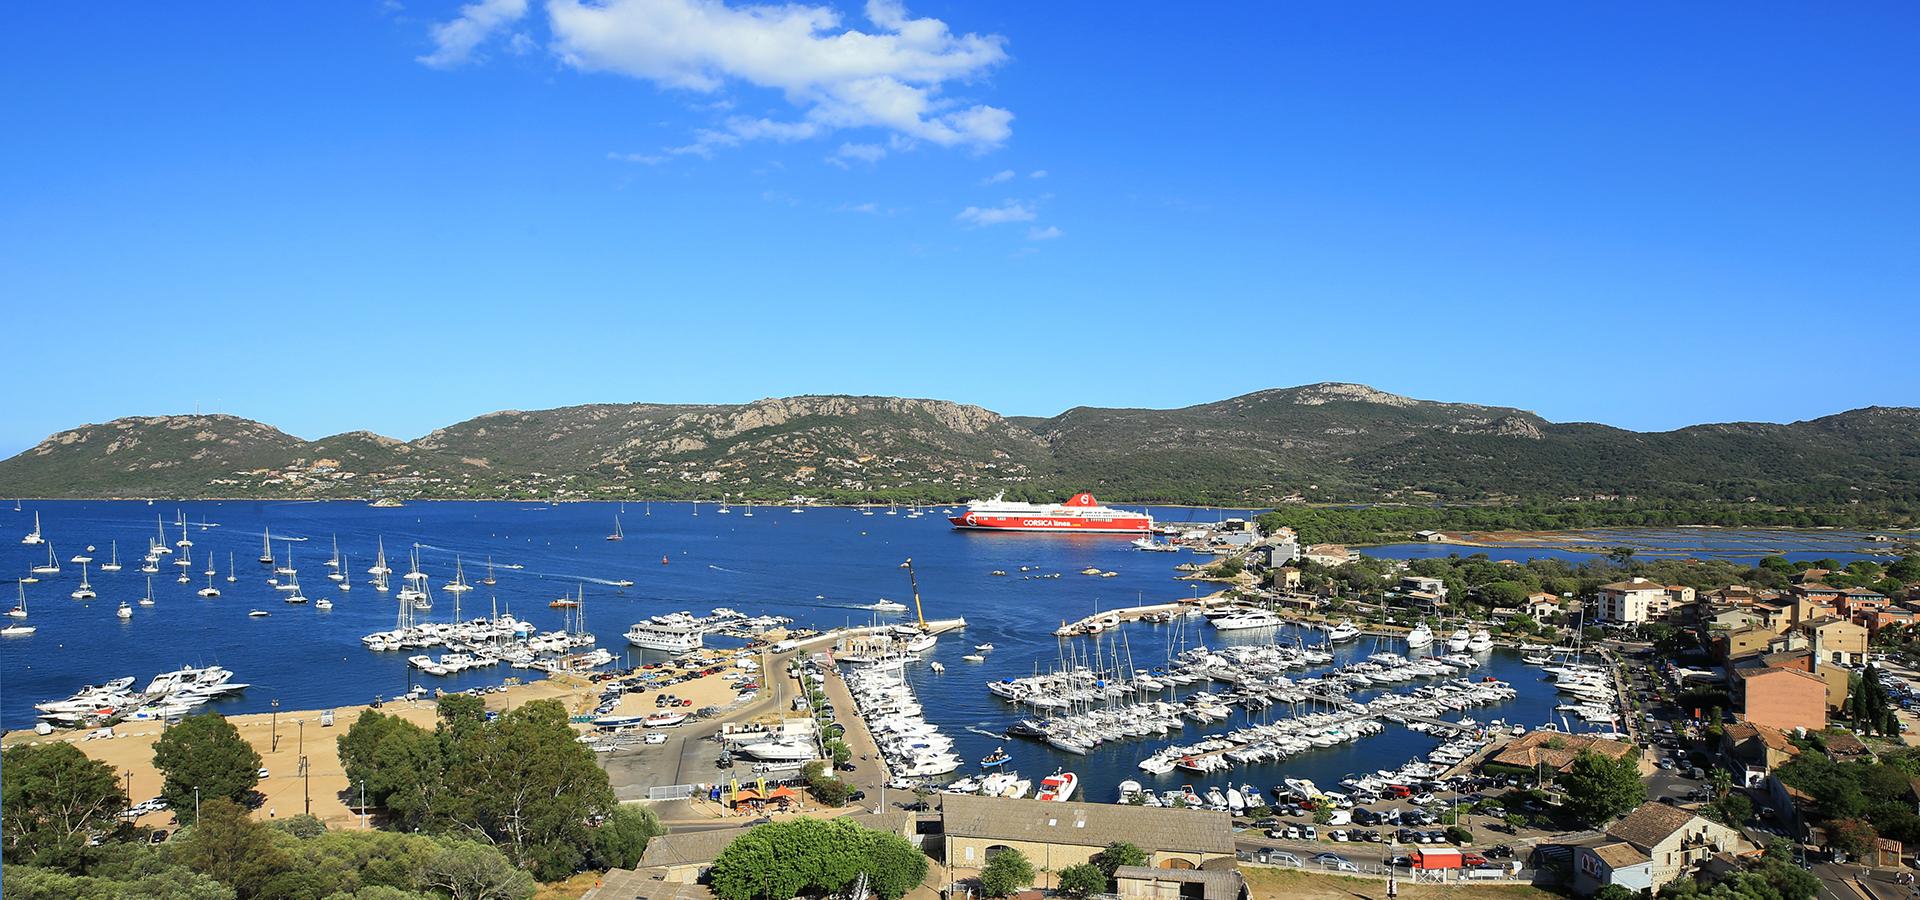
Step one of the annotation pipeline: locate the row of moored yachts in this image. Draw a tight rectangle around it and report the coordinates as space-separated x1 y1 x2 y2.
32 665 248 729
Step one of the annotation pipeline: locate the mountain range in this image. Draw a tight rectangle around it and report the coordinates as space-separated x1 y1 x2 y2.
2 383 1916 506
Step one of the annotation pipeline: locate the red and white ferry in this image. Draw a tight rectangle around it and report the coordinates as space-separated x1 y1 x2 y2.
948 492 1152 534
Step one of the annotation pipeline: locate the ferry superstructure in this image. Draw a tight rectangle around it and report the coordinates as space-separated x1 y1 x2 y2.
949 492 1152 534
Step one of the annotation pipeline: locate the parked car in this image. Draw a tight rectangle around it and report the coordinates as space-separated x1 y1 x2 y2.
1267 851 1303 868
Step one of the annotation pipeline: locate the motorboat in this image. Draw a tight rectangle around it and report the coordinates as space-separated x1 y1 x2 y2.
1446 629 1471 652
1466 629 1494 652
1325 619 1361 642
981 747 1011 768
1404 621 1434 649
1036 770 1078 802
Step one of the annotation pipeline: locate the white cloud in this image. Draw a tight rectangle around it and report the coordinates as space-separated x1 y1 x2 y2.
607 150 666 164
1026 225 1062 240
826 142 888 167
979 169 1015 185
547 0 1013 150
419 0 530 67
836 201 881 214
1028 169 1047 179
955 201 1035 227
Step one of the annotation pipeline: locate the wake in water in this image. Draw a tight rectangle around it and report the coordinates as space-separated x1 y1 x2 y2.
967 725 1010 740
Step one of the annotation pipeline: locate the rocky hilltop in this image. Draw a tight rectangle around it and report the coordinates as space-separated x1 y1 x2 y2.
1 385 1915 506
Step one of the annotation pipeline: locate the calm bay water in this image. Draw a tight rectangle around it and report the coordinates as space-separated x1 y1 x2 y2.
8 500 1836 801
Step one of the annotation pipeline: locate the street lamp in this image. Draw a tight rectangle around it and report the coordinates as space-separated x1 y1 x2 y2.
271 698 281 752
193 785 200 823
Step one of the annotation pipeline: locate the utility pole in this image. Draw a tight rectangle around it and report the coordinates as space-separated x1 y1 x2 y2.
193 786 200 823
271 698 280 752
299 720 310 816
360 781 368 829
1386 837 1398 898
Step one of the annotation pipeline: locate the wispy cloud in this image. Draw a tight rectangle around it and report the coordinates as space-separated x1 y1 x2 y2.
607 150 666 164
547 0 1012 154
955 201 1035 227
418 0 530 68
1028 169 1047 179
826 142 888 168
836 201 881 214
1026 225 1063 240
979 169 1015 185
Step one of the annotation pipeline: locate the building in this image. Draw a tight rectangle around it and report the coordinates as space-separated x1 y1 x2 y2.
1113 866 1247 900
1800 616 1867 667
1711 623 1775 662
1665 584 1698 610
1398 575 1447 601
1596 578 1669 623
1523 592 1562 621
1485 730 1653 777
1572 802 1754 896
1415 530 1446 542
1731 665 1827 732
1863 606 1915 636
1302 544 1353 567
1265 538 1299 569
940 794 1234 873
1718 722 1801 787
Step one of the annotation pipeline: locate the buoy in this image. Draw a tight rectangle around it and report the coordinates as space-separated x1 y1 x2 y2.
661 555 669 566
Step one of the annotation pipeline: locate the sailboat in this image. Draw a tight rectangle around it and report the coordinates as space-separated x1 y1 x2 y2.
2 585 32 635
22 511 43 545
259 529 274 565
197 571 220 598
203 551 216 576
718 499 731 514
336 553 351 592
328 545 347 582
368 538 391 593
227 552 237 583
607 516 624 541
692 500 699 517
275 543 297 577
482 556 496 586
327 535 341 570
743 500 753 517
137 576 154 606
8 583 29 618
32 544 59 575
100 541 123 572
284 569 309 604
444 556 472 593
151 515 172 555
176 519 192 549
71 561 95 600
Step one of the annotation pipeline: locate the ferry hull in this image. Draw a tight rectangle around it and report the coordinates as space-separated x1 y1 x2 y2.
948 515 1152 534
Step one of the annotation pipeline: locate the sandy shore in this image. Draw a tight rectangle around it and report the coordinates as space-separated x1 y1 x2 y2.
2 675 594 829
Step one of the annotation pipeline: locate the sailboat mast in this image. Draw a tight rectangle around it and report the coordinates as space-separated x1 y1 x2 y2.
902 557 926 628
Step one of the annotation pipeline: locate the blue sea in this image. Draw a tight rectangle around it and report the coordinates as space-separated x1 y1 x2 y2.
1 500 1852 802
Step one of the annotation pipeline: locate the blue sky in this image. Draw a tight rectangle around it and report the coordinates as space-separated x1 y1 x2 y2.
2 2 1915 456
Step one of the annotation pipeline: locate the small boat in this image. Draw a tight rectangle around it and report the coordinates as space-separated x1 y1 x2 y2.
981 747 1012 768
482 557 496 586
644 711 687 728
21 511 44 545
1 622 34 636
930 661 946 673
259 529 274 565
962 654 986 662
248 610 270 618
8 583 28 619
116 602 132 620
612 579 634 587
99 541 122 572
226 552 237 583
316 597 334 610
974 643 994 651
1036 770 1078 802
606 516 624 542
197 572 220 598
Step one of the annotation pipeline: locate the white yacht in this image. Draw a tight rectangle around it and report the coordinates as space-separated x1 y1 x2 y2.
197 572 220 598
99 542 122 572
1446 629 1471 652
626 618 703 653
1466 629 1494 652
1212 609 1283 631
1404 621 1435 649
116 601 132 620
31 544 59 575
1324 619 1361 642
22 512 44 545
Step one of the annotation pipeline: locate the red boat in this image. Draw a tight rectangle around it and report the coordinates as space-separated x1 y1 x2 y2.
948 492 1152 534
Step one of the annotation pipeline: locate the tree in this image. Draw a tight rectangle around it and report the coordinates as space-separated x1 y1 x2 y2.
1594 885 1635 900
420 840 536 900
1827 818 1878 860
1557 751 1647 826
1 743 128 871
708 818 923 900
591 805 663 870
1090 841 1147 878
439 699 615 880
1707 792 1752 827
172 798 289 897
980 848 1034 898
151 713 261 824
1057 863 1106 899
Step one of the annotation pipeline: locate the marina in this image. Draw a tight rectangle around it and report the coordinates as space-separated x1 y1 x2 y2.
0 499 1858 806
